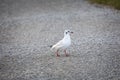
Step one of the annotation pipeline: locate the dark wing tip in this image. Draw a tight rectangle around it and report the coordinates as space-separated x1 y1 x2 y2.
50 45 53 48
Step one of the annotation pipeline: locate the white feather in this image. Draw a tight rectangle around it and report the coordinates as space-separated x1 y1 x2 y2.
51 30 72 51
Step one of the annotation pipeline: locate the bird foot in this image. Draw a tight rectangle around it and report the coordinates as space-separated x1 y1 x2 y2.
65 54 69 57
56 54 60 57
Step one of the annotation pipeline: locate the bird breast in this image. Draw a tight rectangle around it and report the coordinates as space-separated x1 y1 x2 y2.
62 36 71 49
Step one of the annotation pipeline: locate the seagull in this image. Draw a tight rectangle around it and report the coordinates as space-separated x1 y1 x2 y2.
51 30 73 57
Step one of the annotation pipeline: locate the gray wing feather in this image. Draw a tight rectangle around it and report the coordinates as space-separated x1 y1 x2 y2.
51 40 63 51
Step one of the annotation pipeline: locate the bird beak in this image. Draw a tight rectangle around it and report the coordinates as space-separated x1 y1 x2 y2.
71 32 73 34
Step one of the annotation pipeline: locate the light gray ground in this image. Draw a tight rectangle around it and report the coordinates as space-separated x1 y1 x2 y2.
0 0 120 80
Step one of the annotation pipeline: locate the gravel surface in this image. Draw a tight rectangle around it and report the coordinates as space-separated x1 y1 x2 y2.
0 0 120 80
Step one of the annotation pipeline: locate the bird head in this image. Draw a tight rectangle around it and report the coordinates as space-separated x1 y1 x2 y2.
64 30 73 36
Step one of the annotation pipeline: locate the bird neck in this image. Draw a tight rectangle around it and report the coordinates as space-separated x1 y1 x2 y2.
64 34 71 40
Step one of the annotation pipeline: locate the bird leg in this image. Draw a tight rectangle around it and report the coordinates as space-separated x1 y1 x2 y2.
64 50 69 57
56 50 60 57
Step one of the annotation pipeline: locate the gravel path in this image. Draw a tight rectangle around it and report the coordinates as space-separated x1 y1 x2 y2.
0 0 120 80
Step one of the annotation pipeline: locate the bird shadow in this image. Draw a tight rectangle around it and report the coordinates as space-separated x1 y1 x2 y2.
50 53 81 58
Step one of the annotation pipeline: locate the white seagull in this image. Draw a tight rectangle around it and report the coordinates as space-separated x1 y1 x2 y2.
51 30 73 57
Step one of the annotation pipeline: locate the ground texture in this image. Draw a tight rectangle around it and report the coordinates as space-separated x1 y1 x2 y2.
0 0 120 80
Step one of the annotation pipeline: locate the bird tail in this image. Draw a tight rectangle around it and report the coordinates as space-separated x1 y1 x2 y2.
50 45 56 51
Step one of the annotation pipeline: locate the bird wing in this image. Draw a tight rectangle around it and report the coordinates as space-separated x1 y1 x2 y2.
51 40 63 51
